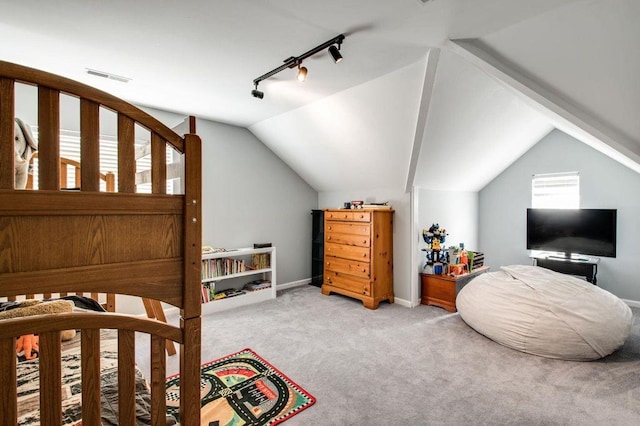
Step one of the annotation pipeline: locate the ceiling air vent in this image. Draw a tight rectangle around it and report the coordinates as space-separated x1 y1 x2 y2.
86 68 131 83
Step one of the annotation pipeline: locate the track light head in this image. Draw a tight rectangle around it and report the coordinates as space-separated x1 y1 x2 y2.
251 82 264 99
328 45 343 63
297 65 308 82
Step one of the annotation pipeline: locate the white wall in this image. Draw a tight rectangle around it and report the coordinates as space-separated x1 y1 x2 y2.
414 189 478 305
318 189 411 305
479 129 640 301
140 107 318 287
197 119 318 286
417 189 479 253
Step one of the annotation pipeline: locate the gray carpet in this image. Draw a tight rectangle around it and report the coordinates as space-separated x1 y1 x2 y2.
136 285 640 425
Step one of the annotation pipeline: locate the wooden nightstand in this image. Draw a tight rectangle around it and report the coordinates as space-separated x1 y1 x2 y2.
420 266 490 312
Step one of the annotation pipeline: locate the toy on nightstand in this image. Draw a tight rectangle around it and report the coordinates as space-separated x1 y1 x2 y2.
422 223 448 274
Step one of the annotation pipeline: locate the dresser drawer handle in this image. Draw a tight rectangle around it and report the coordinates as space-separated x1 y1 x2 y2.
328 226 332 230
362 268 366 272
327 236 332 240
363 240 367 244
343 214 348 218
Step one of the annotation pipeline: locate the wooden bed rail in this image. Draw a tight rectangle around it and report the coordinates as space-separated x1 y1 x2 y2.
0 60 183 150
0 312 183 342
0 60 189 192
1 260 184 308
0 313 181 426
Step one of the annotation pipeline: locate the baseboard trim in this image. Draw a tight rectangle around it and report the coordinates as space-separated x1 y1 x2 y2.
278 278 311 291
163 295 640 314
394 297 413 308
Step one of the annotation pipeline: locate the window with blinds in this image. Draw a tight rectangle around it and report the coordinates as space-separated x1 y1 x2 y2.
531 172 579 209
29 127 179 194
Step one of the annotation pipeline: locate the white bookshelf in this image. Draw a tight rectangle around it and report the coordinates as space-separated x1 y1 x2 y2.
201 246 276 314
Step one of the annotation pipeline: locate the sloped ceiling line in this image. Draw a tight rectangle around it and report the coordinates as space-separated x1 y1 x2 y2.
447 39 640 175
405 48 440 193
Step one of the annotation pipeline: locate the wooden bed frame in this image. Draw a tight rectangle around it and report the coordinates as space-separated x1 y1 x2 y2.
0 60 202 425
25 153 177 356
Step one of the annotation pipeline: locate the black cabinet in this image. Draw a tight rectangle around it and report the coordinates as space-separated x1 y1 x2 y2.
311 210 324 287
534 256 599 285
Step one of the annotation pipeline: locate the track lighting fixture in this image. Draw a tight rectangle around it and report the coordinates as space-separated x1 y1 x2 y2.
297 64 308 82
251 34 345 99
251 83 264 99
328 45 343 63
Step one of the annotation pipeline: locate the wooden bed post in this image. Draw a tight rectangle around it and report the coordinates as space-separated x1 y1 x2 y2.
180 132 202 425
0 337 18 423
0 77 15 190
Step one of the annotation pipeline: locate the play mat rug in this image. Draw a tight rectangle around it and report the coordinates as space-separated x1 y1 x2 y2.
165 348 316 425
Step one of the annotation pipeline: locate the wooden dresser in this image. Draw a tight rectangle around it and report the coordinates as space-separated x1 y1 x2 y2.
321 208 394 309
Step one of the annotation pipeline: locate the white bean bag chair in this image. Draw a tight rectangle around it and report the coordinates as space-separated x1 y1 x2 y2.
456 265 632 361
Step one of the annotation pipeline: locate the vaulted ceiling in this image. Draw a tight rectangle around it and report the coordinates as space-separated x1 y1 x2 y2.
1 0 638 192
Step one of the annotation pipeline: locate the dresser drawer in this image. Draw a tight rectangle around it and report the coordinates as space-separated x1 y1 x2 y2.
325 210 371 222
325 222 370 236
326 210 354 221
325 232 370 247
324 271 371 296
325 256 370 279
325 242 370 261
350 211 371 222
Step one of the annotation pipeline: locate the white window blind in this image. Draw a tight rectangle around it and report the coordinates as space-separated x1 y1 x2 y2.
531 172 579 209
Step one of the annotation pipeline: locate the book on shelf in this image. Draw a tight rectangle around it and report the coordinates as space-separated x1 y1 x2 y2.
201 282 215 303
213 288 246 300
243 279 271 292
251 253 270 270
201 257 246 280
202 245 226 255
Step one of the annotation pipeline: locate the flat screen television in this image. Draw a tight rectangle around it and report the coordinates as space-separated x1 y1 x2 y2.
526 208 617 258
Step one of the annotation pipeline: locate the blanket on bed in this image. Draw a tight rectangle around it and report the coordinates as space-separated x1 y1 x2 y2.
16 330 154 426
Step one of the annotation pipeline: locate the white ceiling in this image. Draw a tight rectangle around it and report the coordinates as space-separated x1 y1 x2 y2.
250 59 426 192
413 50 554 191
1 0 637 193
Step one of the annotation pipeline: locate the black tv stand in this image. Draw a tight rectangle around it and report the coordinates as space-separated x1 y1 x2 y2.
533 255 599 285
